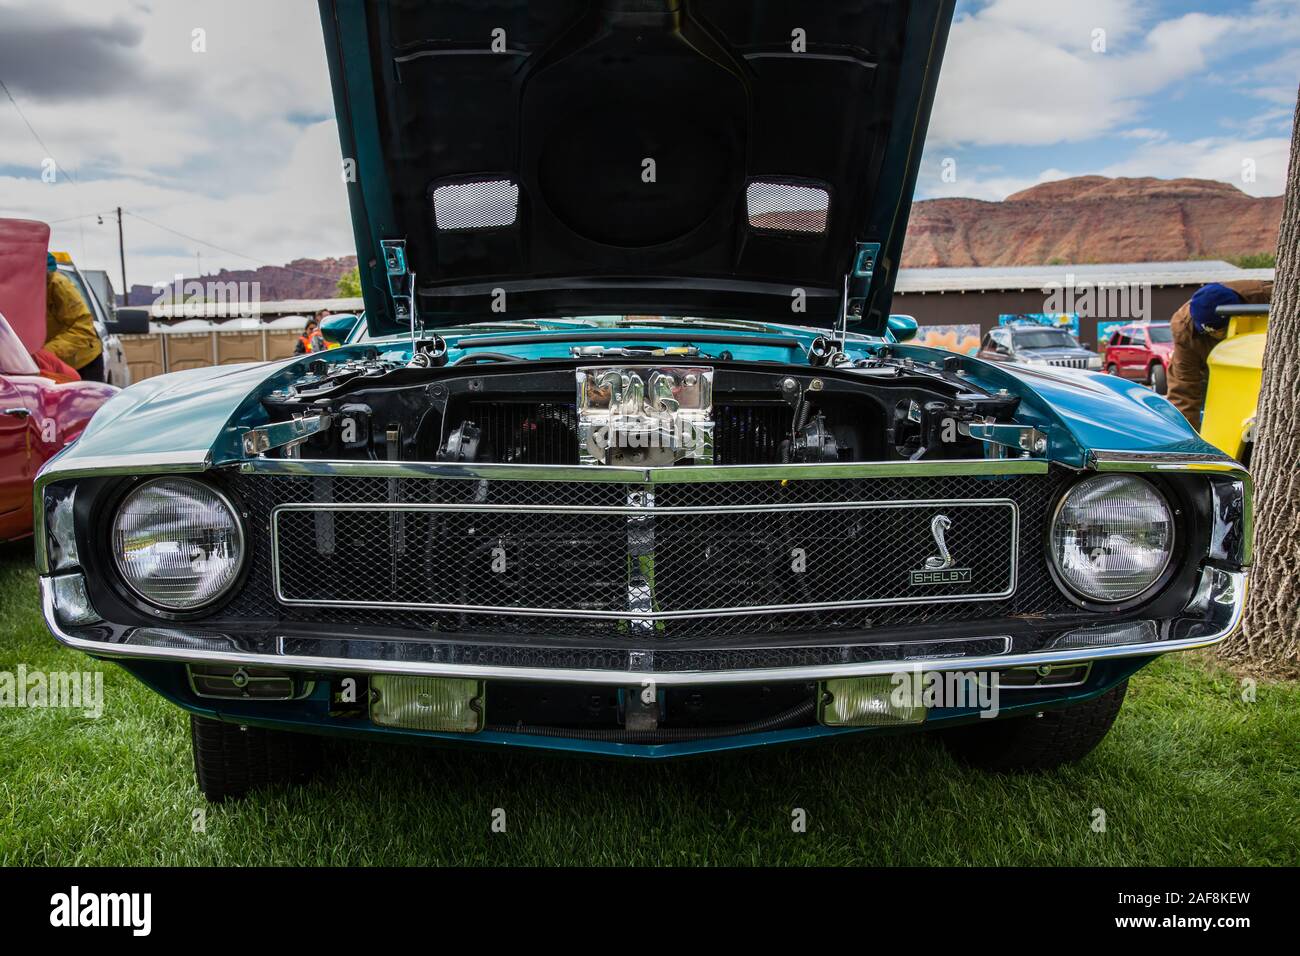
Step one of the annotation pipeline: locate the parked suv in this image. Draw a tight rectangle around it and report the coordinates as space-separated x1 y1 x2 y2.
977 325 1102 370
1103 322 1172 394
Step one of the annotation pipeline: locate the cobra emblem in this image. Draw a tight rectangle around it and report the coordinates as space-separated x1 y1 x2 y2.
924 515 954 570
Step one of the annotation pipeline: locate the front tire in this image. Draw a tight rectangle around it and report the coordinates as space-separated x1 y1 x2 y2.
1106 363 1119 376
939 681 1127 772
1149 363 1168 395
190 715 320 802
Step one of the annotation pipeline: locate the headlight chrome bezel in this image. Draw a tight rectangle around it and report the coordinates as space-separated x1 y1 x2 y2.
1048 473 1178 607
109 476 248 614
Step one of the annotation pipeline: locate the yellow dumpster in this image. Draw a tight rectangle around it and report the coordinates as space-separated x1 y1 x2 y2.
1201 308 1267 465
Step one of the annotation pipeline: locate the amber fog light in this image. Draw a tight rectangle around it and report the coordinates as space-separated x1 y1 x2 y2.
187 664 313 701
370 676 484 732
1050 474 1173 603
111 477 245 611
818 676 927 727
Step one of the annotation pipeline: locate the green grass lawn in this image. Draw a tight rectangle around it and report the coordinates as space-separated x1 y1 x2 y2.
2 539 1297 866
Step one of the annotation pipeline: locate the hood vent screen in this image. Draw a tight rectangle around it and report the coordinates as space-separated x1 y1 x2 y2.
432 179 520 231
746 181 829 234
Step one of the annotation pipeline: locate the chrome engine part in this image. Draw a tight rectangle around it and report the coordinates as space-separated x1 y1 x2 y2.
576 366 714 466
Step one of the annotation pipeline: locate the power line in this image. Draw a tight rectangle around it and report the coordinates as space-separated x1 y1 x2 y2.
46 210 117 226
0 76 77 186
1 75 96 263
3 76 345 288
123 210 342 281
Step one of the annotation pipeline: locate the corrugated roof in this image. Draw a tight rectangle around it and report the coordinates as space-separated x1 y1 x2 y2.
895 261 1275 294
142 296 364 319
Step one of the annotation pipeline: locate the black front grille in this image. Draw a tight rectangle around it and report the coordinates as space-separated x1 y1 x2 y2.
271 499 1017 614
462 400 788 466
218 470 1074 641
465 401 578 464
714 404 788 464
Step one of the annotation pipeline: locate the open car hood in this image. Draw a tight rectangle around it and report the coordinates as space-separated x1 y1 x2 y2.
319 0 955 337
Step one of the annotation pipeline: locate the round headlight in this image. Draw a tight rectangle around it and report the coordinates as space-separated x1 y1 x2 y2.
112 478 245 611
1049 474 1174 603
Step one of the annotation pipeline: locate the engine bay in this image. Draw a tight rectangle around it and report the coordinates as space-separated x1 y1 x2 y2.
253 346 1030 466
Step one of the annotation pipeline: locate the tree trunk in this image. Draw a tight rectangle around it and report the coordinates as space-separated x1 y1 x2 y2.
1226 86 1300 671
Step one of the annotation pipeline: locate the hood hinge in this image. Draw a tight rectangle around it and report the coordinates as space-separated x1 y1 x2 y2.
963 421 1049 457
242 412 332 458
381 239 418 349
837 241 881 342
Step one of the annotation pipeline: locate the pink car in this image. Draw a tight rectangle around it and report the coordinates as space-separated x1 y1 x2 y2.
1103 322 1173 395
0 314 115 542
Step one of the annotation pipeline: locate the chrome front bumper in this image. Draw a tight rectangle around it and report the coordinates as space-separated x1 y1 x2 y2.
41 566 1245 686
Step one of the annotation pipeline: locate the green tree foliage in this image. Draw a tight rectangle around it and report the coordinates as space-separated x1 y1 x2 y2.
1229 252 1277 269
336 265 362 298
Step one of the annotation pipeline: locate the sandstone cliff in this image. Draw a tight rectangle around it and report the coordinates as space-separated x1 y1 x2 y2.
901 176 1281 268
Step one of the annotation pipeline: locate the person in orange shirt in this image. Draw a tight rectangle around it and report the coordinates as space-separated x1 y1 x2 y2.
294 317 324 354
315 308 341 349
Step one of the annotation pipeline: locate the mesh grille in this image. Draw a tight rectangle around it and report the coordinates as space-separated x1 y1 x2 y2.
746 181 829 234
216 471 1075 641
271 500 1017 614
432 179 519 230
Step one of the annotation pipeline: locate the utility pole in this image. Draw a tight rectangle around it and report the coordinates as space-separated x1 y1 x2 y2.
116 207 127 306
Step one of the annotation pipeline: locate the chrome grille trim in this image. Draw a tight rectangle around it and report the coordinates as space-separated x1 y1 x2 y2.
270 498 1015 516
269 496 1020 619
38 569 1249 685
235 457 1050 481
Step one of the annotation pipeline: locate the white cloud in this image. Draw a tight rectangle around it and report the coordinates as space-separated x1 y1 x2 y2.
0 96 217 174
929 15 1132 147
972 0 1152 49
1099 134 1293 197
0 0 348 284
1119 128 1169 142
1135 13 1236 88
928 0 1290 147
1220 105 1296 139
1231 47 1300 109
913 160 1073 201
0 0 1294 286
1 119 351 285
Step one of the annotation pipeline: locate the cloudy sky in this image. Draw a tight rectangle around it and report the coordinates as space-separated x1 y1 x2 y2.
0 0 1296 291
